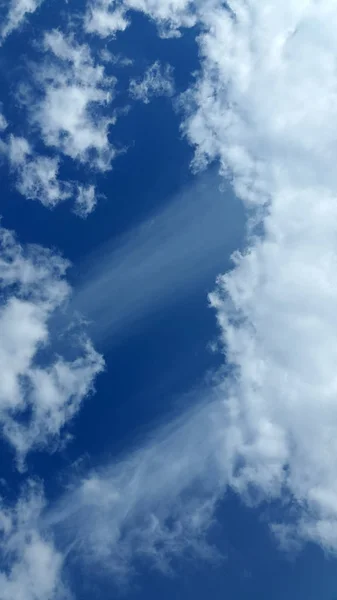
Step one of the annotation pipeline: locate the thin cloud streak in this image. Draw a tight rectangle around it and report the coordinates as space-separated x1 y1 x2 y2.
46 386 228 580
73 171 245 344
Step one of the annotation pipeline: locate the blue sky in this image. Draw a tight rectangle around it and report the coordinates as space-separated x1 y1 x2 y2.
0 1 337 599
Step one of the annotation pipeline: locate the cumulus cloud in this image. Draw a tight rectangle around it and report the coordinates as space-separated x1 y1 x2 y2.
85 0 130 38
0 225 103 468
8 136 72 207
0 0 42 42
129 61 174 104
0 481 69 600
177 0 337 552
30 30 118 170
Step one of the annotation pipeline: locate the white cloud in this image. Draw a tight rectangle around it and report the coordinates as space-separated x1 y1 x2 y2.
73 171 244 344
47 391 225 579
0 225 104 468
85 0 130 38
0 112 7 132
74 184 98 218
178 0 337 552
129 61 174 104
123 0 196 37
85 0 196 38
3 0 337 584
30 30 118 171
8 136 72 207
0 0 42 42
0 481 68 600
89 0 337 559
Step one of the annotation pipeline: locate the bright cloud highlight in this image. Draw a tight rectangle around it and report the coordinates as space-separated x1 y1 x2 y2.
0 225 103 468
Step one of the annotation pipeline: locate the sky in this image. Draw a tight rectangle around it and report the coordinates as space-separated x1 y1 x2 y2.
0 1 337 599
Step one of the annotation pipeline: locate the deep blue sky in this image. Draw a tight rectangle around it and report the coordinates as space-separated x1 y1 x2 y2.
0 2 336 600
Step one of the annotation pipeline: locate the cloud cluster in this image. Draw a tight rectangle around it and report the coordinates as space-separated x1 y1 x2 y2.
3 0 337 594
31 30 118 170
85 0 130 38
0 225 104 468
179 0 337 551
0 482 68 600
8 136 72 207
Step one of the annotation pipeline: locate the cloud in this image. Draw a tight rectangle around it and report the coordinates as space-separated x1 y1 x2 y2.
73 184 98 218
73 171 245 344
0 0 42 42
2 0 337 588
29 30 118 171
84 0 130 38
82 0 337 560
129 61 174 104
85 0 196 38
0 225 104 468
8 136 72 207
0 481 69 600
47 389 226 580
177 0 337 552
123 0 196 37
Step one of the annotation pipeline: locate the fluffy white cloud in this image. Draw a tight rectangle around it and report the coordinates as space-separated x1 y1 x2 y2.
0 481 68 600
0 0 42 42
85 0 130 37
129 61 174 103
30 30 118 171
179 0 337 552
8 136 72 207
0 225 104 468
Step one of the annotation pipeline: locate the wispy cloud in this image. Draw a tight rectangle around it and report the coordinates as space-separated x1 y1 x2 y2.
0 481 69 600
47 387 226 581
73 184 98 218
0 0 43 42
73 171 245 344
129 61 174 104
